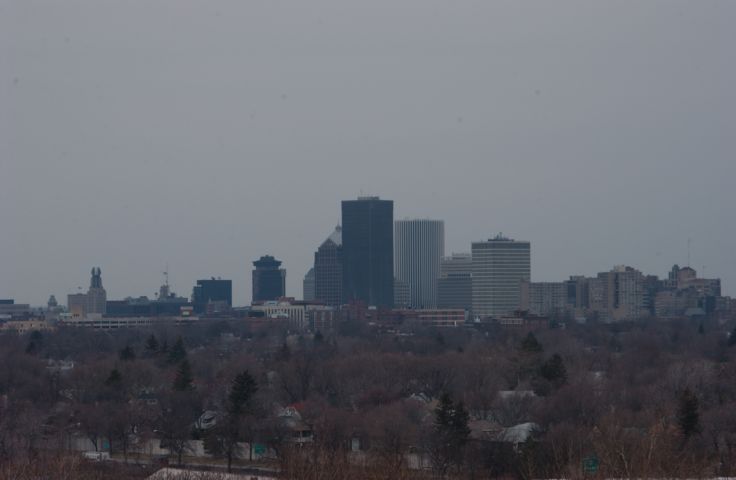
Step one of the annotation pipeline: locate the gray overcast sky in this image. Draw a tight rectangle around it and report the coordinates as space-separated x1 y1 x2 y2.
2 1 734 306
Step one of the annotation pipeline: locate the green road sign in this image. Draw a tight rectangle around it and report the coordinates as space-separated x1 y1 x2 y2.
582 455 599 474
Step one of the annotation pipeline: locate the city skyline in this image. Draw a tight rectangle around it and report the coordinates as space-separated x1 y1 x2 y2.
3 1 734 306
0 212 728 309
3 2 736 476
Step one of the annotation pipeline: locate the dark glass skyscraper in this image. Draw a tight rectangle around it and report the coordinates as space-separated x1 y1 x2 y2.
341 197 394 307
314 225 343 306
192 278 232 313
252 255 286 302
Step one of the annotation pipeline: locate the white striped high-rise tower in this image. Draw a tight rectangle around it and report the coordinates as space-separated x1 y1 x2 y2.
394 219 445 309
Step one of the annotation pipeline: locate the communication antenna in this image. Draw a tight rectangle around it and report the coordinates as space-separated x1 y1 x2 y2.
164 263 169 287
687 238 691 267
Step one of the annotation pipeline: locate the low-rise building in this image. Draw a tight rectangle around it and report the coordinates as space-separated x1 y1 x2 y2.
0 318 55 334
251 298 333 330
0 300 31 318
60 314 199 329
400 309 467 328
437 253 473 311
520 281 567 317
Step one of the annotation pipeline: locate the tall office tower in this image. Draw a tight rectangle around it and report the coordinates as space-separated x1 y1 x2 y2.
394 219 445 308
437 253 473 310
314 225 343 306
192 278 233 313
393 278 411 308
341 196 394 307
252 255 286 302
86 267 107 315
303 268 316 302
471 235 531 317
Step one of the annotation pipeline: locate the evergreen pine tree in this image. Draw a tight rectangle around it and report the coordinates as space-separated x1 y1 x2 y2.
105 368 123 387
540 353 568 387
25 331 43 355
451 400 471 444
168 336 187 364
431 392 470 475
521 332 543 353
278 341 291 361
145 334 159 353
119 345 136 361
228 371 258 416
677 388 701 439
204 371 258 472
173 359 194 391
434 393 454 430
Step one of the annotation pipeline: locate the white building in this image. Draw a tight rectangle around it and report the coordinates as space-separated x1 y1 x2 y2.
60 314 199 329
394 219 445 308
251 299 333 330
472 235 530 317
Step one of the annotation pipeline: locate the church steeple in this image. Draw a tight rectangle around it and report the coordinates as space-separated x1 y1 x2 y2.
90 267 103 289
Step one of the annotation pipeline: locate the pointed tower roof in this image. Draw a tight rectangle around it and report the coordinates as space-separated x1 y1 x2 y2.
321 225 342 248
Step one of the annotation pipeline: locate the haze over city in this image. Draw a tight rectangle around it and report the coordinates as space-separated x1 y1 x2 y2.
5 2 736 479
2 0 735 306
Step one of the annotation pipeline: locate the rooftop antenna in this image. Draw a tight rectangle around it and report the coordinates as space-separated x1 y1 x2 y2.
164 263 169 287
687 238 691 267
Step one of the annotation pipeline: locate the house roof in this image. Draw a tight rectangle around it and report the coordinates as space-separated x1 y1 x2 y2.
498 390 536 400
147 468 275 479
468 419 502 440
496 422 540 444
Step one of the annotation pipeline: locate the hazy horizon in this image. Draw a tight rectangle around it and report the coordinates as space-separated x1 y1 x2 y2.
2 1 734 306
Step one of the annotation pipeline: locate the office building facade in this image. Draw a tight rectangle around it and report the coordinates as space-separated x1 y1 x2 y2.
341 197 394 307
588 266 649 321
314 225 343 306
394 278 411 308
0 299 32 318
471 235 531 317
87 267 107 315
394 219 445 308
303 268 316 302
437 253 473 311
520 281 567 316
193 278 232 313
252 255 286 303
66 267 107 318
